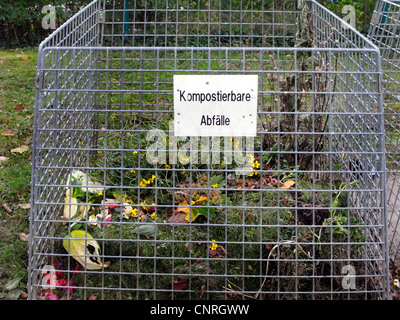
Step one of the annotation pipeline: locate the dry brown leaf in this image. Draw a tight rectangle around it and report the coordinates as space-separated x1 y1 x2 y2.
17 232 29 242
17 203 30 210
199 284 206 299
1 203 12 212
236 178 260 189
209 245 226 257
168 212 187 224
279 180 296 190
15 103 25 112
1 131 16 136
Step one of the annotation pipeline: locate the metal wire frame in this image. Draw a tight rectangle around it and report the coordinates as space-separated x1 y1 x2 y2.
28 0 389 300
368 0 400 265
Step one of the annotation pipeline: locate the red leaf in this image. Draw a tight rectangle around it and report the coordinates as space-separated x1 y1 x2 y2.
173 280 188 291
1 203 12 212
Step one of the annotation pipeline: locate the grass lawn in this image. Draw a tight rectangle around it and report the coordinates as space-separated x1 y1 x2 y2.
0 48 38 299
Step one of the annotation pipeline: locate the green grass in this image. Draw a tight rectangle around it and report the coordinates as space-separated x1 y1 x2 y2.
0 48 38 299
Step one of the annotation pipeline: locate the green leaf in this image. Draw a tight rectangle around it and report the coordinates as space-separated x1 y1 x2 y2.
195 205 216 220
133 224 157 238
5 277 22 291
210 175 225 187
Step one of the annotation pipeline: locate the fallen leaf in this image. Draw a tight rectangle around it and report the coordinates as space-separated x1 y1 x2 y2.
199 284 206 298
63 230 110 270
279 180 296 190
16 54 28 61
1 131 16 136
6 289 23 300
209 245 226 257
88 295 97 300
5 277 22 291
175 200 190 216
17 232 29 242
168 212 187 224
173 280 188 291
11 145 30 154
15 103 25 112
133 224 157 238
18 203 30 210
0 156 9 164
2 203 12 212
195 195 208 204
19 291 28 299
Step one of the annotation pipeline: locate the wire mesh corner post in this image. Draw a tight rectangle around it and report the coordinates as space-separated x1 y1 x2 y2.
28 0 388 300
368 0 400 268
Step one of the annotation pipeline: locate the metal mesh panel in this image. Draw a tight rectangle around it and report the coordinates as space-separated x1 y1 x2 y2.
28 0 388 300
368 0 400 265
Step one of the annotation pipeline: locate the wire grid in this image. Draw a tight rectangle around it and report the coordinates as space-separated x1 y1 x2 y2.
368 0 400 265
28 0 388 300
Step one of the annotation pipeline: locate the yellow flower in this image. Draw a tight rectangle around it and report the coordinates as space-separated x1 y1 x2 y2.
253 161 260 169
211 183 219 188
132 151 138 156
164 164 171 169
97 191 103 197
210 240 218 251
140 200 149 211
247 171 259 177
140 179 148 187
130 169 136 174
130 208 138 217
150 212 156 219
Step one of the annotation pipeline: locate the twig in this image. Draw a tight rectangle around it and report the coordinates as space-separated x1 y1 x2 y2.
254 240 295 299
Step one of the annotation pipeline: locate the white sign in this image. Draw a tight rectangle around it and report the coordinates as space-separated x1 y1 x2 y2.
173 75 258 137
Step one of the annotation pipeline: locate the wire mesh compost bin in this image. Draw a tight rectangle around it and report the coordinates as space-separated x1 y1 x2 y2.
368 0 400 268
28 0 389 300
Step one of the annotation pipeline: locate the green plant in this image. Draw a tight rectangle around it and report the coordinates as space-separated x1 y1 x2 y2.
328 180 360 234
